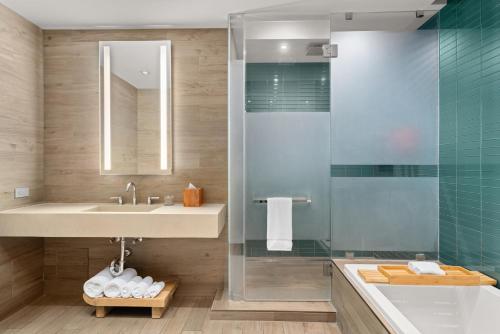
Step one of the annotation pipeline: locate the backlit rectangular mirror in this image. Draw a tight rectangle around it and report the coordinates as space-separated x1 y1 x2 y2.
99 40 172 175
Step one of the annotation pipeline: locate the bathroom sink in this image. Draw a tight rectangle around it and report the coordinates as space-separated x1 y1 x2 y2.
85 205 162 213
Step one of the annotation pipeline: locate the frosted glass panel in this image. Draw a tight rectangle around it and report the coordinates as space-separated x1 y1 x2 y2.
330 29 439 257
332 177 438 252
331 31 438 165
245 112 331 301
241 13 332 302
245 112 330 241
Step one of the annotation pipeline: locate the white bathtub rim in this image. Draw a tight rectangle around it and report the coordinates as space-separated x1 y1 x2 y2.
344 263 421 334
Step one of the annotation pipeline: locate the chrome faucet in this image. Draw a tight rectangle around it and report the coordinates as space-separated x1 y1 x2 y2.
126 182 137 205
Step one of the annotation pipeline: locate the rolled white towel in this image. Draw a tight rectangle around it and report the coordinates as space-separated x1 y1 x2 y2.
121 276 142 298
83 268 114 298
103 268 138 298
132 276 153 298
408 261 445 275
144 281 165 298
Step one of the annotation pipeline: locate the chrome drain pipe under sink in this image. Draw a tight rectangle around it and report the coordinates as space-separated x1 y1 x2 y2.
109 237 142 276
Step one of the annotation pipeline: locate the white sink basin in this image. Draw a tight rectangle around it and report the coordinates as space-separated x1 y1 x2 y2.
85 204 162 213
0 203 226 237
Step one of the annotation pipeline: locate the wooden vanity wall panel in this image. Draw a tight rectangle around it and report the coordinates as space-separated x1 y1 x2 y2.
43 29 228 203
0 4 44 210
42 29 228 297
44 230 227 297
0 4 45 319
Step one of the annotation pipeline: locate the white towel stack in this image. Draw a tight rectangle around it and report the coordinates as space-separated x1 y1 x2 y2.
83 268 166 299
408 261 445 275
132 276 154 298
121 276 143 298
144 281 165 298
83 268 114 298
103 268 138 298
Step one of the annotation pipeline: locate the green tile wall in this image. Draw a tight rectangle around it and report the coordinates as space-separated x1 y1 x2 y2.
439 0 500 284
331 165 438 177
245 240 329 257
245 63 330 112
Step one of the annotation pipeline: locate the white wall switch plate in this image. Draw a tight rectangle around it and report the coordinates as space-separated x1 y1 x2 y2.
14 187 30 199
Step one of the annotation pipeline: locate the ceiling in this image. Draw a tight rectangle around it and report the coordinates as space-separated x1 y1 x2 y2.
0 0 445 29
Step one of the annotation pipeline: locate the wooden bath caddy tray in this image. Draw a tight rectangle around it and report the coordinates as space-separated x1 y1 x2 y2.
358 265 497 286
83 280 178 319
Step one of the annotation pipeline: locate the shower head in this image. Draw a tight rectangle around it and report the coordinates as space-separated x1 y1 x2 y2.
306 43 324 56
306 42 337 58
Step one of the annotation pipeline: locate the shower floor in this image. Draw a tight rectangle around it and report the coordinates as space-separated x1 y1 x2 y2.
245 257 331 301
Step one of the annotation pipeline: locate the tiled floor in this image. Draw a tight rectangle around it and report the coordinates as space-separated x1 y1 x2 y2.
0 295 341 333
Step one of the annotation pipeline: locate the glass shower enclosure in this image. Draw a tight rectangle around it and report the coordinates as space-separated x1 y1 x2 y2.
229 13 333 301
228 9 440 302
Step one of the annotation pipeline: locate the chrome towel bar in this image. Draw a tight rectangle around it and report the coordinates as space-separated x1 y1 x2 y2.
253 197 312 204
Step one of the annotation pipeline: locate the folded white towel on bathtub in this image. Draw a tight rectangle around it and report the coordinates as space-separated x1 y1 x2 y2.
103 268 138 298
408 261 445 275
83 267 114 298
121 275 143 298
144 281 165 298
132 276 154 298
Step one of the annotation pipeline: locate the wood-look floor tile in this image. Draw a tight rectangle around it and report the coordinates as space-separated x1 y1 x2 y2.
0 295 341 334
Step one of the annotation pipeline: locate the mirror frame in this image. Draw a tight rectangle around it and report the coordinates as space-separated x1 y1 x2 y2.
98 40 173 175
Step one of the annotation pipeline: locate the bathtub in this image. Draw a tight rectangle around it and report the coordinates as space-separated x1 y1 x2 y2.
344 264 500 334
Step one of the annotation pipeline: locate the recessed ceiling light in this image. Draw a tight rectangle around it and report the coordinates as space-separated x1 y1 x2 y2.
280 43 288 51
140 70 150 76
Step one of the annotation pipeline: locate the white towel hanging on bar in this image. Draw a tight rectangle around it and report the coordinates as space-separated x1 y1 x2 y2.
266 197 293 251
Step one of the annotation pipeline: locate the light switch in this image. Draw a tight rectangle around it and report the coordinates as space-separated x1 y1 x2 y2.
14 187 30 199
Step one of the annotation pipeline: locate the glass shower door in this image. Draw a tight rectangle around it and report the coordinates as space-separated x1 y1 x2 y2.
243 14 332 301
329 12 440 259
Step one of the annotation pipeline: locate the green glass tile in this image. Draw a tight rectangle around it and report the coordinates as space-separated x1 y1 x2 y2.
483 234 500 258
439 0 500 280
330 165 437 177
483 217 500 238
246 63 330 112
457 225 482 269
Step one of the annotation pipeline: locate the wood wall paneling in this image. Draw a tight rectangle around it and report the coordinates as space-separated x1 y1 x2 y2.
0 3 45 319
0 4 44 210
44 233 227 298
0 11 229 309
42 29 228 297
43 29 228 203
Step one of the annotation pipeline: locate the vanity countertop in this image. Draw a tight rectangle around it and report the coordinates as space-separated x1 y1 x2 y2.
0 203 226 238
